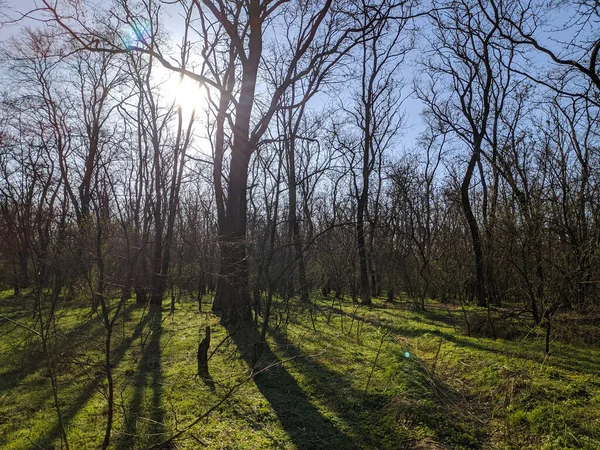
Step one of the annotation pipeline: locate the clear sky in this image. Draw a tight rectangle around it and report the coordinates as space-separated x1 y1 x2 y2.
9 0 591 159
0 0 492 158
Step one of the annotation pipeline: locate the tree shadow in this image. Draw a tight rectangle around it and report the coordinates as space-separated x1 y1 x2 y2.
340 304 600 378
199 369 216 391
225 320 360 450
269 327 485 449
31 303 151 449
0 301 111 397
115 304 166 449
416 306 461 328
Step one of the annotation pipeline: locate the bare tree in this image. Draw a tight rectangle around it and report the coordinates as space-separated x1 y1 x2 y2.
38 0 384 324
418 0 516 306
483 0 600 103
344 0 411 305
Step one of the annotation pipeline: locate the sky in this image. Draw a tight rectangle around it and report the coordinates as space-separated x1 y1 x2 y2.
0 0 38 39
0 0 426 156
5 0 591 159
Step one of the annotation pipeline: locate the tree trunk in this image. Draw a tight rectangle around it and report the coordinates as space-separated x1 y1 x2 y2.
212 150 253 323
288 157 309 304
461 149 487 307
357 199 371 305
197 326 211 380
211 5 261 323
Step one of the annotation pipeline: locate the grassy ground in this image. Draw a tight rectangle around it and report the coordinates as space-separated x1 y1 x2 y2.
1 290 599 449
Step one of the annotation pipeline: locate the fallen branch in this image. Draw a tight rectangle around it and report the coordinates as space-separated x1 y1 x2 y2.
0 314 41 336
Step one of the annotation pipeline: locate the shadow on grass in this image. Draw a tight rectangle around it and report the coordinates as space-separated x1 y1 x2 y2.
226 320 361 450
336 302 600 378
31 303 151 449
0 300 116 449
0 299 109 397
269 328 484 450
114 304 166 449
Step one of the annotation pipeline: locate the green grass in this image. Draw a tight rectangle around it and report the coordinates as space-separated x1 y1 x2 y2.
1 291 599 449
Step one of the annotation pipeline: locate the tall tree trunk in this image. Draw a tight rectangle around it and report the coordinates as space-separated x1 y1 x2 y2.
461 148 487 307
357 194 371 305
212 3 261 323
212 149 253 323
286 118 309 304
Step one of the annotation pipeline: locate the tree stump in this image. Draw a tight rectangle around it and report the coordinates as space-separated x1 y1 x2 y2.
197 326 211 380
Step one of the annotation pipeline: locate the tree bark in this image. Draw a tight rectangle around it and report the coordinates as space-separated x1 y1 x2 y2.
212 149 253 323
461 147 487 307
286 111 310 304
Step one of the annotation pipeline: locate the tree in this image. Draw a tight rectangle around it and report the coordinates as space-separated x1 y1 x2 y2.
484 0 600 103
40 0 378 322
418 0 516 306
345 0 410 305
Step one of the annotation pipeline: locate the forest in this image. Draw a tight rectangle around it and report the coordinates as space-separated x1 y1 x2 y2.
0 0 599 449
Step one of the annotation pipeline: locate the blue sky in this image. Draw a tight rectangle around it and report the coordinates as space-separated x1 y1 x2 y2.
0 0 426 155
5 0 592 159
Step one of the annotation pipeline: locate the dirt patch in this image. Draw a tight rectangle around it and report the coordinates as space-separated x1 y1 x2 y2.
412 438 448 449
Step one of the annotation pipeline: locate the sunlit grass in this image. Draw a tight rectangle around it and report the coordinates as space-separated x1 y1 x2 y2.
1 290 599 449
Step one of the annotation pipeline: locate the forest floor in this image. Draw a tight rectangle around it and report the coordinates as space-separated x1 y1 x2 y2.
1 290 599 450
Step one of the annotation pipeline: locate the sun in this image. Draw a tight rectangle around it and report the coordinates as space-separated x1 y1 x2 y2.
165 73 206 113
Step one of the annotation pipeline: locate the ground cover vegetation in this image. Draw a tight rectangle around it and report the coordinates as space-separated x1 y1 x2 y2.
0 0 599 448
1 292 599 449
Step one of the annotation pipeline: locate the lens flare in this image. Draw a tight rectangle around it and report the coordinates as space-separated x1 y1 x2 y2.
121 20 152 49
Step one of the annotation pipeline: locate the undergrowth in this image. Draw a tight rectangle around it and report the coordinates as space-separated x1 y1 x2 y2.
1 290 599 449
